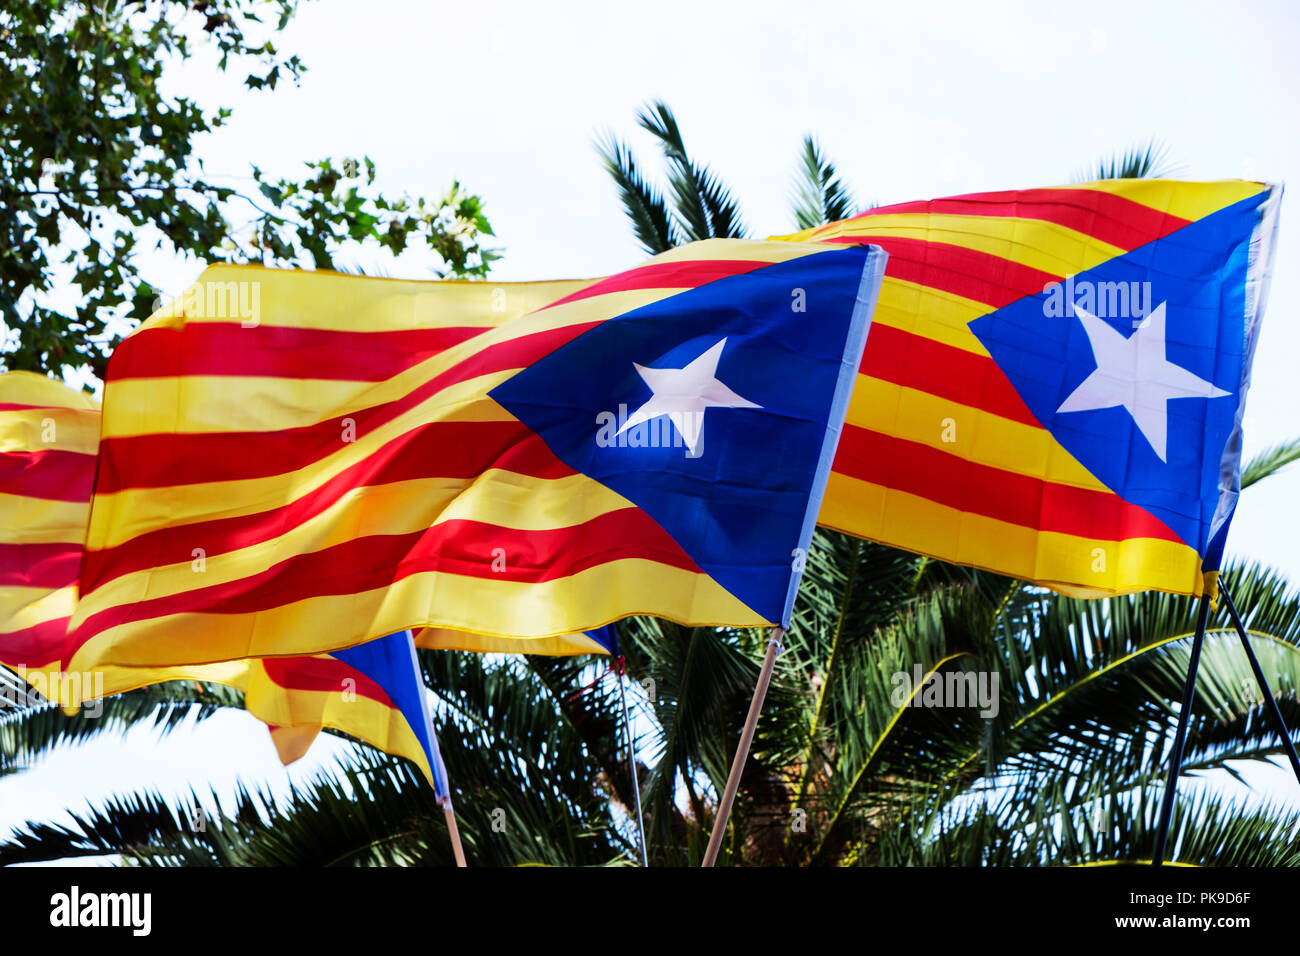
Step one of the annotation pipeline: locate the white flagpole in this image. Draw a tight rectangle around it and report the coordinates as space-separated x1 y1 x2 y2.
616 658 649 866
402 630 467 867
702 626 785 867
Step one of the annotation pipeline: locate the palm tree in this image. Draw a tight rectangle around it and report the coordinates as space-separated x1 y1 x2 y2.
3 118 1299 867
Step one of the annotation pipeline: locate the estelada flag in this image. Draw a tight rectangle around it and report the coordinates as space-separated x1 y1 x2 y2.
781 180 1282 597
65 239 886 673
254 630 451 800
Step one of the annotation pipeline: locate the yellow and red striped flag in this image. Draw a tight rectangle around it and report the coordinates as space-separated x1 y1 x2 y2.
65 239 885 673
0 372 100 686
0 371 251 707
784 180 1281 597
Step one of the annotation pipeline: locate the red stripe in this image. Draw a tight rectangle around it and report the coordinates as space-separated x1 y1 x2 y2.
858 187 1192 251
259 656 395 708
96 322 598 493
541 258 775 310
832 425 1181 543
109 324 491 382
71 507 700 654
80 423 572 590
860 324 1041 427
0 617 67 669
0 542 82 590
819 236 1060 309
0 449 95 502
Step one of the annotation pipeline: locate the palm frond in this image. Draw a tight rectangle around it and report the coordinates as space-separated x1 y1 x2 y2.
595 131 678 255
417 649 634 865
1242 437 1300 489
873 784 1300 866
1 648 639 867
792 136 857 230
1 682 244 778
1075 139 1178 182
636 101 746 241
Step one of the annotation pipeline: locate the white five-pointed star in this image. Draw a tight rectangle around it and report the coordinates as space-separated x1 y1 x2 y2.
615 338 761 455
1055 300 1229 462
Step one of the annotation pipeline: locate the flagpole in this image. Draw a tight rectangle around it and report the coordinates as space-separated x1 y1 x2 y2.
1220 583 1300 789
442 800 467 867
702 626 784 868
1152 592 1210 867
616 657 649 866
401 630 467 868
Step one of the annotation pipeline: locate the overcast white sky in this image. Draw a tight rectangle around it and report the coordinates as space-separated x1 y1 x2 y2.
4 0 1300 849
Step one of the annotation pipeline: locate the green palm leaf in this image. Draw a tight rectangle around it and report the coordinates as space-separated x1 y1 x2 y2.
1242 437 1300 488
792 135 857 230
1075 139 1178 182
595 131 678 255
636 101 746 242
1 680 244 779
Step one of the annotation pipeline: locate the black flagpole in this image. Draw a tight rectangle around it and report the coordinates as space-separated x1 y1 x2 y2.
1152 591 1211 867
1220 583 1300 789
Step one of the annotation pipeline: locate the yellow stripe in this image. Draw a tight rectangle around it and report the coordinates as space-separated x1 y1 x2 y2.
779 213 1124 278
0 493 89 544
871 277 993 356
416 628 610 656
818 471 1203 597
100 368 521 439
0 371 99 411
69 557 766 670
77 470 635 618
846 375 1109 492
0 584 76 631
43 660 255 709
0 407 100 455
1057 179 1266 224
136 265 592 335
435 470 632 530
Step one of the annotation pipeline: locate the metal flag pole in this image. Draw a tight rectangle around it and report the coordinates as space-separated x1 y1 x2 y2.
702 626 785 868
1220 583 1300 789
1152 592 1211 867
615 656 649 867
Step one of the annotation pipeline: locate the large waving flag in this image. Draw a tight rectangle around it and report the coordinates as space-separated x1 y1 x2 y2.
66 239 886 673
782 180 1282 597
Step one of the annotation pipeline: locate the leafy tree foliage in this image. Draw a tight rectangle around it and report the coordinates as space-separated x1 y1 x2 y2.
0 0 496 379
